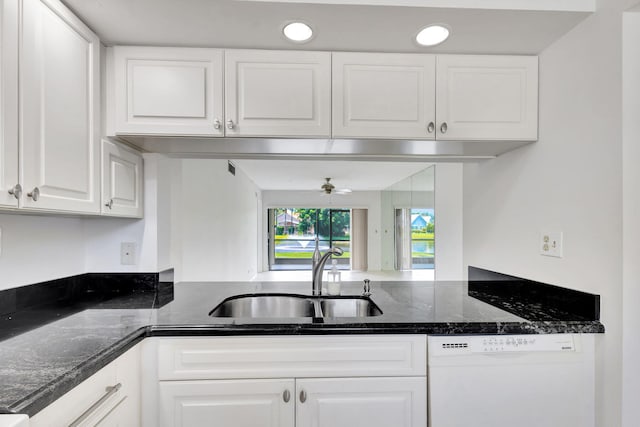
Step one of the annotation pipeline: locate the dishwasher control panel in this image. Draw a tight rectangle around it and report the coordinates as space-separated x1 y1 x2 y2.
430 334 577 356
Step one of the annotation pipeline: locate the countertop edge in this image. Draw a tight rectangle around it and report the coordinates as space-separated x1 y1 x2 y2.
3 327 148 417
1 319 604 417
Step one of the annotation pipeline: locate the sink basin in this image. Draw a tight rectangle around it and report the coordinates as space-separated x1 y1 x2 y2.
209 294 383 318
319 297 383 317
209 294 317 318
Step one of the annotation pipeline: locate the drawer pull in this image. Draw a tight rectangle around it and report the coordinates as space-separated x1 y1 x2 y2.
299 389 307 403
69 383 122 427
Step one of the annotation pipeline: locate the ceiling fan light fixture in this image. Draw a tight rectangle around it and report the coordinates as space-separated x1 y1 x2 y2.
415 25 450 47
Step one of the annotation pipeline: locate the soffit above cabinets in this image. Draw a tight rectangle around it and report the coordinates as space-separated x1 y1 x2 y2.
63 0 593 54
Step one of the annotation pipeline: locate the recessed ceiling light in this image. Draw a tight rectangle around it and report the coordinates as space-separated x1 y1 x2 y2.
283 22 314 43
415 25 450 47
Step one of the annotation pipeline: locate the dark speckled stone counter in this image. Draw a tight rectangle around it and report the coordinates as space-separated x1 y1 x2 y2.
0 279 604 417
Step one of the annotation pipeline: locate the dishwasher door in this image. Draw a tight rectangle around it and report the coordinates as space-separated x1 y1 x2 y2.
428 334 595 427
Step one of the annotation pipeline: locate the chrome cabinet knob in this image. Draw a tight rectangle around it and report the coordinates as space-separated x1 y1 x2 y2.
105 199 114 209
283 390 291 403
213 118 222 130
299 390 307 403
440 122 448 134
226 119 235 130
27 187 40 201
8 184 22 200
427 122 435 134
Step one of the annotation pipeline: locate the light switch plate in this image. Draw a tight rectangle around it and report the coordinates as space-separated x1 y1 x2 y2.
540 231 563 258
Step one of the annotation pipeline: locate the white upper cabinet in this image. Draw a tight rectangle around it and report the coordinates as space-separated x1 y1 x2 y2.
224 49 331 137
0 0 18 208
111 46 224 136
332 52 436 139
101 140 143 218
20 0 100 213
435 55 538 141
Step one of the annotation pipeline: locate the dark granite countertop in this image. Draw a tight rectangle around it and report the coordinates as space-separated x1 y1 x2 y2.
0 278 604 417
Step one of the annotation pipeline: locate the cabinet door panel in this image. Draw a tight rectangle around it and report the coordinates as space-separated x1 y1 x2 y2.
225 50 331 137
436 55 538 141
296 377 427 427
0 0 18 208
21 0 100 213
102 140 143 218
159 379 295 427
113 47 223 136
332 52 436 139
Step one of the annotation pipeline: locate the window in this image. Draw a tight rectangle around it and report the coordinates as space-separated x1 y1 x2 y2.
268 208 351 271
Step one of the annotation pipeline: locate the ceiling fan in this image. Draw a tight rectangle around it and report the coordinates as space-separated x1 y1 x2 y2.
320 178 352 195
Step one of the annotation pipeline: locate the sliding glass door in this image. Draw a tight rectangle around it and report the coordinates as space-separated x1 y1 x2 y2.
268 208 351 271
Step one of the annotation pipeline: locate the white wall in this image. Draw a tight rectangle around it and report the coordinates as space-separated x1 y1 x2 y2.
434 164 463 280
84 153 171 273
173 159 261 282
463 2 626 425
262 190 383 271
621 5 640 426
0 213 85 290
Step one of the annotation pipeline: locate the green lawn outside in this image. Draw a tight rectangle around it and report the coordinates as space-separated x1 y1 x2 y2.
412 252 434 258
411 232 434 239
275 251 352 259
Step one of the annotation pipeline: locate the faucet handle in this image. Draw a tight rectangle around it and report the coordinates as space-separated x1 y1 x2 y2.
363 279 371 297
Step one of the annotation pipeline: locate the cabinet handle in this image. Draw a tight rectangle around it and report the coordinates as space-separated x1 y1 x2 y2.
105 199 114 209
427 122 435 134
226 119 235 130
213 118 222 130
440 122 448 134
283 389 291 403
69 383 122 427
27 187 40 202
8 184 22 200
299 390 307 403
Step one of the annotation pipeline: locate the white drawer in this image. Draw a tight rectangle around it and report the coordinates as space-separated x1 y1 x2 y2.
157 335 427 380
30 343 140 427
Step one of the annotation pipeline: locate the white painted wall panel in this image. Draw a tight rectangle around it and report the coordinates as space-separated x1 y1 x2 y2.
462 3 624 426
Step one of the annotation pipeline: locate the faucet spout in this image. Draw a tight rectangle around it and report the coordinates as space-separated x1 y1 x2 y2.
312 247 343 295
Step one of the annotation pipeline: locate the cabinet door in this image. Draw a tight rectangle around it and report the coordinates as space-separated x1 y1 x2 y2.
296 377 427 427
158 379 295 427
435 55 538 141
0 0 18 208
20 0 100 213
102 140 143 218
112 46 224 137
332 53 436 139
225 50 331 137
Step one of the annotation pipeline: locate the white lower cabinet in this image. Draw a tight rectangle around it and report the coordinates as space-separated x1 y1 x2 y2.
158 376 426 427
30 343 141 427
148 335 428 427
296 377 426 427
158 379 295 427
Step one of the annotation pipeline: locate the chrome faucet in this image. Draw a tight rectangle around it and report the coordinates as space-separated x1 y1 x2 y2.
312 247 343 295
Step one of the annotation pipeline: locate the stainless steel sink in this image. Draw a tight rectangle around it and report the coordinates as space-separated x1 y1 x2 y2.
209 294 317 318
209 294 382 318
319 297 382 317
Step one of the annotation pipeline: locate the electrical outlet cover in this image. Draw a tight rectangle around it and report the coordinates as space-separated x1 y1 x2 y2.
121 242 136 265
540 231 563 258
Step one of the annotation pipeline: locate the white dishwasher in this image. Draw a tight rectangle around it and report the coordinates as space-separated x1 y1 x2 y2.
428 334 595 427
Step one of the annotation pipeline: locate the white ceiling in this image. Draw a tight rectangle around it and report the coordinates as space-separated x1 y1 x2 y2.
63 0 591 54
232 159 433 190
